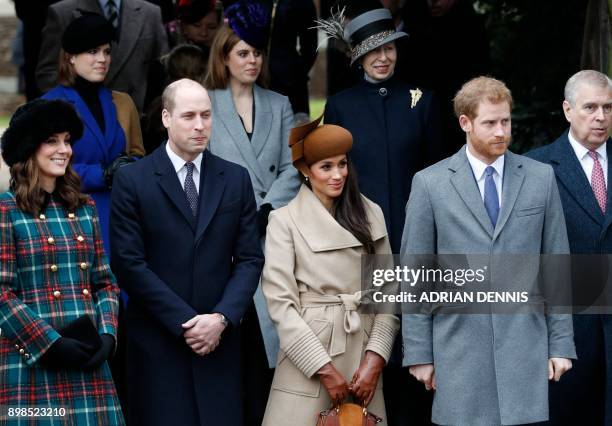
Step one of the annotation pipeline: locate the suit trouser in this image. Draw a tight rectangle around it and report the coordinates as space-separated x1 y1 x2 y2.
241 302 274 426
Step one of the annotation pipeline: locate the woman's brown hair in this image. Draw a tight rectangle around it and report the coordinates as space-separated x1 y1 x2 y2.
10 156 88 216
57 49 77 86
203 25 269 90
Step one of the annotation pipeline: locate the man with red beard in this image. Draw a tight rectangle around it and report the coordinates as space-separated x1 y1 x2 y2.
527 70 612 425
401 76 576 425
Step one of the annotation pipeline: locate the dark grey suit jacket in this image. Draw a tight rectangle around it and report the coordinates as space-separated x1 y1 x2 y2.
36 0 168 112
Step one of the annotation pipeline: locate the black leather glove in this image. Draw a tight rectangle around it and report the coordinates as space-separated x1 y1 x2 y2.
39 337 98 369
257 203 273 237
83 334 115 370
104 154 138 189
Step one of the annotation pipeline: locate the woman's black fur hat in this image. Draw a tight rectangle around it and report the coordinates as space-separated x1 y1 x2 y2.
1 99 84 167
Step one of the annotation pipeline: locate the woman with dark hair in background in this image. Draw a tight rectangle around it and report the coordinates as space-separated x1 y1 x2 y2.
204 2 300 423
174 0 223 54
41 13 145 255
262 117 398 425
0 99 123 424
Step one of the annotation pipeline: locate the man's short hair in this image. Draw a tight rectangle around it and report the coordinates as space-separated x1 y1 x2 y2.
564 70 612 106
161 82 179 113
453 76 513 119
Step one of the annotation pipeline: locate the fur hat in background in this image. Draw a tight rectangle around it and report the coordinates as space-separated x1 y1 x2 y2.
61 13 116 54
1 99 84 167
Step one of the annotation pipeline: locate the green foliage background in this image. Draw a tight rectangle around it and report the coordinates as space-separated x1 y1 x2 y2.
474 0 588 152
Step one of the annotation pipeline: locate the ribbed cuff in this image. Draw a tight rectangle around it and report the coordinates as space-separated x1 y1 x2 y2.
283 329 332 378
365 316 399 362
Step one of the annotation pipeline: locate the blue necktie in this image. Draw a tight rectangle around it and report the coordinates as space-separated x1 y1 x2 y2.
484 166 499 227
184 162 198 216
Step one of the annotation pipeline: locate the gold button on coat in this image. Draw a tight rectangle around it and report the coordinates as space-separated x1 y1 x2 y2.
50 265 58 272
39 214 45 220
47 237 55 245
80 262 88 270
24 353 30 359
68 213 75 219
77 235 84 242
14 344 19 350
53 290 61 298
19 348 24 355
82 289 90 296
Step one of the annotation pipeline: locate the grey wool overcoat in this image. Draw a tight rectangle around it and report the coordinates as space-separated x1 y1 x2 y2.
401 147 577 426
262 185 399 426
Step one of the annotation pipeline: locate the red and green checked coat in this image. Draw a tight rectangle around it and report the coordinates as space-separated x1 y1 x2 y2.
0 192 124 425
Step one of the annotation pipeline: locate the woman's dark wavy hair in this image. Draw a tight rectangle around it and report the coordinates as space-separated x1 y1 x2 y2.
11 158 88 216
303 158 375 253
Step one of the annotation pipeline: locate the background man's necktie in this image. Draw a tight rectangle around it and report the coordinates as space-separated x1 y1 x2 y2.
106 0 119 29
484 166 500 227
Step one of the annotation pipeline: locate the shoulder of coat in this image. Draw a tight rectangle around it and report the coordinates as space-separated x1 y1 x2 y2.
111 90 137 109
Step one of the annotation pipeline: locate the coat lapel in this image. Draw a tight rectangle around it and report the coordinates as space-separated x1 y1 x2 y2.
212 88 266 185
106 0 143 83
251 85 273 157
288 185 387 252
449 148 495 238
550 133 604 225
153 145 196 230
493 151 524 240
60 86 108 158
195 151 225 244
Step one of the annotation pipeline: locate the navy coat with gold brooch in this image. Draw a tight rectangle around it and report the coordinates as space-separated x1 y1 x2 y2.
324 76 442 253
0 193 123 424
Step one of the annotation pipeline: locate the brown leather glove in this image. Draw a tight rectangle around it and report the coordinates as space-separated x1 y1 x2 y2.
350 351 386 406
317 362 350 405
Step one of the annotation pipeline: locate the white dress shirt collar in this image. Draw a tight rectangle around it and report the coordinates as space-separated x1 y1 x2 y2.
568 130 607 163
465 145 505 182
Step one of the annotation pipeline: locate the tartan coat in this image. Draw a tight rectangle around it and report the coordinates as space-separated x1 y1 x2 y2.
0 192 123 425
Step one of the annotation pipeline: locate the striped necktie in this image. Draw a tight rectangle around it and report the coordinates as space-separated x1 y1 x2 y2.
106 0 119 29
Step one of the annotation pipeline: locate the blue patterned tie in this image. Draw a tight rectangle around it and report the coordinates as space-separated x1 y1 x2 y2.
184 162 198 216
484 166 499 227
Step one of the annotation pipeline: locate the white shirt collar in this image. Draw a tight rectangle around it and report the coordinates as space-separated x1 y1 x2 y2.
568 130 607 162
465 145 505 181
165 142 203 174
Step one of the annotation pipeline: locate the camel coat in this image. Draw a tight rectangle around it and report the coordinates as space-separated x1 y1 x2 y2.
262 185 399 426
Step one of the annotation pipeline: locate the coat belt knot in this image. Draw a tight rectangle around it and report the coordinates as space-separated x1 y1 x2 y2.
300 291 362 356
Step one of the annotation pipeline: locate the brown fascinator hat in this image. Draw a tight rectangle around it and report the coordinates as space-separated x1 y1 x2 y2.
289 115 353 175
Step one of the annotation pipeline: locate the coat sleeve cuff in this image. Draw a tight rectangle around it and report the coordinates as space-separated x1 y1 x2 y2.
25 327 61 366
365 315 399 362
548 341 577 360
283 328 332 378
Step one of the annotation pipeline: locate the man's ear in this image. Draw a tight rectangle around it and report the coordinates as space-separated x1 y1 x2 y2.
459 115 472 133
161 109 170 129
562 100 572 124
